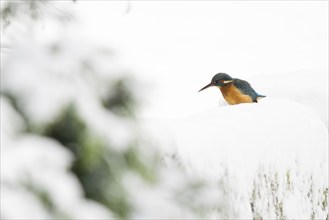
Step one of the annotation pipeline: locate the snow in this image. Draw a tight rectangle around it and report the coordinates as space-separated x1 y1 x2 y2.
250 70 328 127
2 187 52 219
1 1 328 219
1 98 114 219
1 41 137 149
143 98 328 219
72 1 328 119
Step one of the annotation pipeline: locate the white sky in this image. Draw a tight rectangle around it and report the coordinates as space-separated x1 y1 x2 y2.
71 1 328 118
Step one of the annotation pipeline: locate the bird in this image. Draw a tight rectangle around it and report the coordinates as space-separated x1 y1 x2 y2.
198 73 266 105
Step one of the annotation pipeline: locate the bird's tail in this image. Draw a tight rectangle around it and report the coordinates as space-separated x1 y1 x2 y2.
256 94 266 102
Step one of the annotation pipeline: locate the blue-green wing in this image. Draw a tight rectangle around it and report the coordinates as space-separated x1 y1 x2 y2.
233 79 259 102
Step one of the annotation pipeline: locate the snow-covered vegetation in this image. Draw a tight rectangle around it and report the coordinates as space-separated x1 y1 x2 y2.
0 1 215 218
1 1 328 219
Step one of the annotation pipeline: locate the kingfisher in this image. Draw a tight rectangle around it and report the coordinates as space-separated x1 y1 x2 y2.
198 73 265 105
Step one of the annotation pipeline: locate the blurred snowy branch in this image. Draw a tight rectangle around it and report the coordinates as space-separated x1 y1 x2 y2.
0 1 215 219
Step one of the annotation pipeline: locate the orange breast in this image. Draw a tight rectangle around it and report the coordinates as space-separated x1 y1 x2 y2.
219 84 253 105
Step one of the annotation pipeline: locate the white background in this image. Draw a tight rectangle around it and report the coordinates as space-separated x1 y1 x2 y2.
72 1 328 117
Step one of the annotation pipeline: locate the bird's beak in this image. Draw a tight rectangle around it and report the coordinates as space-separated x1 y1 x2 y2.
198 82 214 92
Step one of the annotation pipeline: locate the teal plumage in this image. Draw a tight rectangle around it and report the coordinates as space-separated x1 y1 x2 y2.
232 78 265 103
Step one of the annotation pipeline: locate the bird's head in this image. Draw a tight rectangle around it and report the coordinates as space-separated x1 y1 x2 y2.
198 73 233 92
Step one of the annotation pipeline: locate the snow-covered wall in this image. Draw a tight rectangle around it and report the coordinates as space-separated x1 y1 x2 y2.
144 98 328 219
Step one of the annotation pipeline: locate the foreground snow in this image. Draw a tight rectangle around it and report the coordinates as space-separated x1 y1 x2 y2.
144 98 328 219
1 97 114 219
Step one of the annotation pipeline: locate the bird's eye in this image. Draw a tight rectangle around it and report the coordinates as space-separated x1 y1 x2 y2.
214 80 218 84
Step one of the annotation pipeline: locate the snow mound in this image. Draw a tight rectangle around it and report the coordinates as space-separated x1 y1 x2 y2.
250 70 328 127
151 98 328 219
